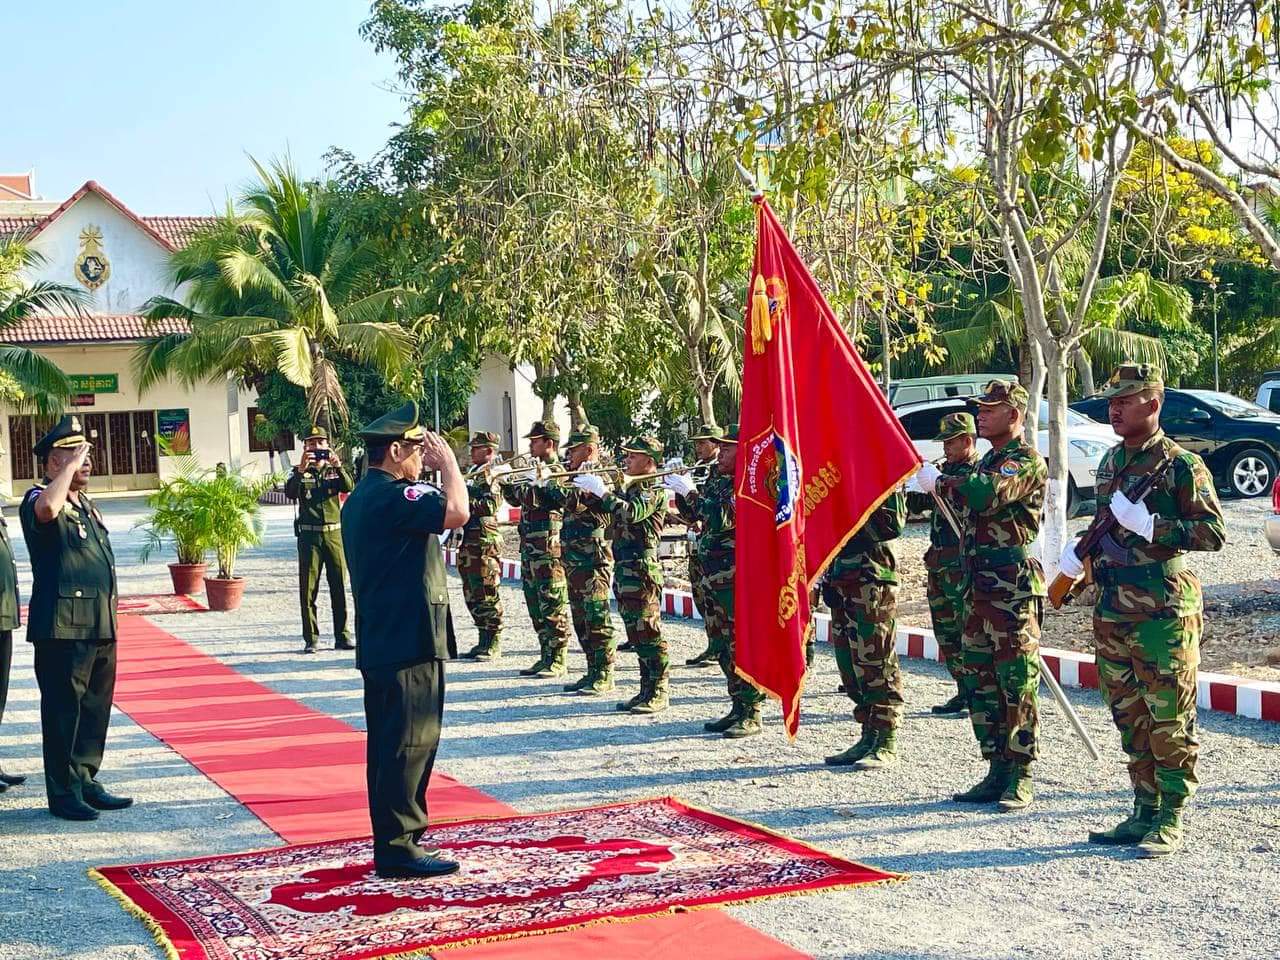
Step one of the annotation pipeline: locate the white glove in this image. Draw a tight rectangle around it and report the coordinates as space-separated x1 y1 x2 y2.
904 473 923 495
490 464 512 478
573 474 607 498
1057 538 1085 579
916 462 941 494
1109 490 1155 542
663 473 696 497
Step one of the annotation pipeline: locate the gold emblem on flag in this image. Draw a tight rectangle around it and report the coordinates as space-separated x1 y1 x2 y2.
75 225 111 290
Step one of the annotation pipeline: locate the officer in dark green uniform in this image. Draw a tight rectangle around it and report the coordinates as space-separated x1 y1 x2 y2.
19 415 130 821
341 401 468 879
0 468 25 794
283 426 355 654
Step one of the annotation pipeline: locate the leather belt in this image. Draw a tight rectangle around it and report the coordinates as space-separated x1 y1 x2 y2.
297 522 340 533
1094 556 1186 587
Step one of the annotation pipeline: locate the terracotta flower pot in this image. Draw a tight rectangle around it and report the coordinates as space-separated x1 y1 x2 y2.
204 576 246 612
168 563 208 596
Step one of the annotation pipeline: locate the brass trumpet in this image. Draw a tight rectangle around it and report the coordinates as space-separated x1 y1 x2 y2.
464 453 516 478
566 462 714 491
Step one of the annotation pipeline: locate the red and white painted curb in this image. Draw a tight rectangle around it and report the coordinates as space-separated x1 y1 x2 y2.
444 549 1280 724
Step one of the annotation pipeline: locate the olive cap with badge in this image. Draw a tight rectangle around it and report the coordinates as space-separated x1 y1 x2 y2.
1099 362 1164 398
935 411 977 441
358 401 427 443
563 424 601 449
469 430 501 449
524 420 561 442
305 425 330 442
33 414 92 459
621 435 664 459
689 424 725 442
974 379 1029 413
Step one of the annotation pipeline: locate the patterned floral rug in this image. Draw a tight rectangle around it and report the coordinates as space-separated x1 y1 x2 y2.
117 594 210 615
92 796 901 960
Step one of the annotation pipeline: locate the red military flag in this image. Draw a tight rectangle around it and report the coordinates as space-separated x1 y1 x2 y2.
734 195 921 738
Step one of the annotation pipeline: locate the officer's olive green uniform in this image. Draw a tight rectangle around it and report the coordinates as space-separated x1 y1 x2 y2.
19 439 119 812
342 402 455 868
284 459 354 650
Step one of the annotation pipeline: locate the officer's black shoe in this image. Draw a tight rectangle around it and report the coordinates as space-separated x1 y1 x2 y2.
375 855 460 879
49 798 100 821
335 639 356 651
931 693 968 716
0 769 26 788
84 785 134 811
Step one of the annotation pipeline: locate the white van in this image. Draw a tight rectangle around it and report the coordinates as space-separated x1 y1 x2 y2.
1256 372 1280 414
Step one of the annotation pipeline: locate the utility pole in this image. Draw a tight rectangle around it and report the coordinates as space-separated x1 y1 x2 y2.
1212 288 1220 393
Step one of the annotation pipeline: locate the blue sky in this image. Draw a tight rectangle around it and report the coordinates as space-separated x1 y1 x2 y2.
3 1 407 214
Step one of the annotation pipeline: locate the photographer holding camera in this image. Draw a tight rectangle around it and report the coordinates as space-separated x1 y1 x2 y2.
284 425 355 655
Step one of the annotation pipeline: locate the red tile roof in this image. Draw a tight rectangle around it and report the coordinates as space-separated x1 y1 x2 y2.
0 174 35 200
1 314 189 345
0 182 216 251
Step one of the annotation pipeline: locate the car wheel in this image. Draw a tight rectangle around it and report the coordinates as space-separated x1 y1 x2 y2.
1227 448 1278 498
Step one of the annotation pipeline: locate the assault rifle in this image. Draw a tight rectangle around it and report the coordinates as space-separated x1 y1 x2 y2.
1047 451 1177 610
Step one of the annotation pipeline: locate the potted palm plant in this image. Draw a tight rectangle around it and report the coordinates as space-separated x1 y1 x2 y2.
137 459 211 594
189 466 278 611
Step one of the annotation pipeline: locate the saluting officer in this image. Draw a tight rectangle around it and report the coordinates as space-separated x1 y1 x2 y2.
19 415 130 821
458 431 508 661
284 425 355 655
0 448 25 794
342 401 468 879
682 424 723 668
1060 363 1224 857
905 412 980 716
920 379 1047 812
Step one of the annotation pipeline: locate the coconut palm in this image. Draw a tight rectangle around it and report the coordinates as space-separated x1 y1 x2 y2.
134 159 415 431
0 238 84 413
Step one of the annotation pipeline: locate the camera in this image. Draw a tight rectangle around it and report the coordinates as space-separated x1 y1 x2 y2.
313 449 330 462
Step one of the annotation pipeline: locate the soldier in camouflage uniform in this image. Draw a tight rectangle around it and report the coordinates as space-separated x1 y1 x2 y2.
573 436 668 714
500 421 572 679
905 412 979 715
1058 363 1224 857
922 379 1046 811
540 425 616 695
682 425 723 667
458 432 506 661
669 425 765 737
821 490 907 770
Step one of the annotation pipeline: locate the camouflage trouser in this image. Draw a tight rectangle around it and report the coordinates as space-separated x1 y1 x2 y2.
1094 614 1201 803
689 547 706 620
961 591 1041 762
702 578 764 711
520 540 571 658
926 564 969 686
823 573 903 731
614 554 665 672
565 558 616 673
458 539 503 645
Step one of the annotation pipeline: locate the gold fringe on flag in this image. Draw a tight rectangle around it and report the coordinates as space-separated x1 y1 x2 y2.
751 274 771 355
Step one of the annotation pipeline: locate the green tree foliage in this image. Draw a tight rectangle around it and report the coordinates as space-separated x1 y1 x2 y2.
0 238 83 413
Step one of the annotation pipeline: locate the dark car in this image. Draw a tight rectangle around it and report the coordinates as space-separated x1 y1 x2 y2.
1071 388 1280 498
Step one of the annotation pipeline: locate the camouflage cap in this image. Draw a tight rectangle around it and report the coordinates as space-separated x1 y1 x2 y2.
304 425 329 441
33 414 92 458
1100 362 1164 399
935 411 976 441
720 423 739 444
621 434 664 459
469 430 500 449
524 420 561 442
358 400 426 443
975 378 1029 413
563 424 601 449
689 424 725 442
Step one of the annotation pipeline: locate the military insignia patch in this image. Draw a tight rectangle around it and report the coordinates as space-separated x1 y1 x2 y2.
403 483 429 502
738 423 801 527
1000 461 1019 477
74 225 111 290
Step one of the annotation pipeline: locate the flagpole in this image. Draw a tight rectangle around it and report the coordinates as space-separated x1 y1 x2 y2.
734 160 764 199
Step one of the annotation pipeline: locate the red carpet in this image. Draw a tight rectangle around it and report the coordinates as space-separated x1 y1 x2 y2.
21 593 209 621
109 617 819 959
93 797 900 960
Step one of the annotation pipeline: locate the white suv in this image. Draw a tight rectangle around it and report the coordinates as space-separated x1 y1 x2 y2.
896 397 1120 515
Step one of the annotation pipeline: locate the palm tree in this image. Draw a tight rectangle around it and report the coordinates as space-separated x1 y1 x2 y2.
134 159 415 431
0 238 84 414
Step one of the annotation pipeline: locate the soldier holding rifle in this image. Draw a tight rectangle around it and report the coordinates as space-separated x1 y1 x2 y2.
1054 363 1224 857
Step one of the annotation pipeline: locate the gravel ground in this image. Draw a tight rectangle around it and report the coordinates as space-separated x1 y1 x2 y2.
1 499 1278 960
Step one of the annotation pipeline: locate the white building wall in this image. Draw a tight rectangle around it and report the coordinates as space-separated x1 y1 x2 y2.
467 355 569 454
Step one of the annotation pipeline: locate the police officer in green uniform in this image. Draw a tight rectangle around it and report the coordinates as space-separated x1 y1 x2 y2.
0 465 25 794
19 415 130 821
284 426 355 654
342 401 468 879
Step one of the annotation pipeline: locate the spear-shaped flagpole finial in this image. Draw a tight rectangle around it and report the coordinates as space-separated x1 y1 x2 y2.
735 159 764 198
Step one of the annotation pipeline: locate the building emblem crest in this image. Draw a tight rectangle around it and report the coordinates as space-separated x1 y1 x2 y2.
75 225 111 290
